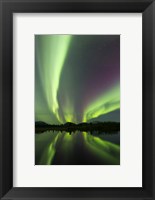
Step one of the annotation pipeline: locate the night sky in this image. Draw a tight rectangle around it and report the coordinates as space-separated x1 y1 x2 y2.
35 35 120 125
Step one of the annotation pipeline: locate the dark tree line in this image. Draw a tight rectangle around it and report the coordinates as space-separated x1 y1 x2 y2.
35 121 120 134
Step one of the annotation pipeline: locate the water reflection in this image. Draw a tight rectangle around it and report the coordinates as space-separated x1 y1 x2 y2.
35 131 120 165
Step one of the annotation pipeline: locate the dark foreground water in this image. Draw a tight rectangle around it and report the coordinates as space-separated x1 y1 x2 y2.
35 131 120 165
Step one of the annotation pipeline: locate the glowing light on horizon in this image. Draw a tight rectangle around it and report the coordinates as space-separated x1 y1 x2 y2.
62 96 76 123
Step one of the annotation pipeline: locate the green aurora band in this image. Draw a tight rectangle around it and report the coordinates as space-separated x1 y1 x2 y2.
35 35 120 124
35 35 72 123
83 84 120 122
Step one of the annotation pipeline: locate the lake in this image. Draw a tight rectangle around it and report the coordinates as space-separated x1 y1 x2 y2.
35 131 120 165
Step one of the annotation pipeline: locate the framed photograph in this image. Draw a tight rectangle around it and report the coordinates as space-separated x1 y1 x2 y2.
0 0 154 199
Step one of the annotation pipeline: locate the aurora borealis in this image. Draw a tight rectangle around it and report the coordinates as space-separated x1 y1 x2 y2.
35 35 120 124
35 35 120 165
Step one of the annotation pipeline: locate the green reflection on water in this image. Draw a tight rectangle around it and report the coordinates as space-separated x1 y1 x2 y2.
35 132 60 165
35 131 120 165
83 132 120 164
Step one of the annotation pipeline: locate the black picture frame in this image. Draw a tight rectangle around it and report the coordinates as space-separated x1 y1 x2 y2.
0 0 155 199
